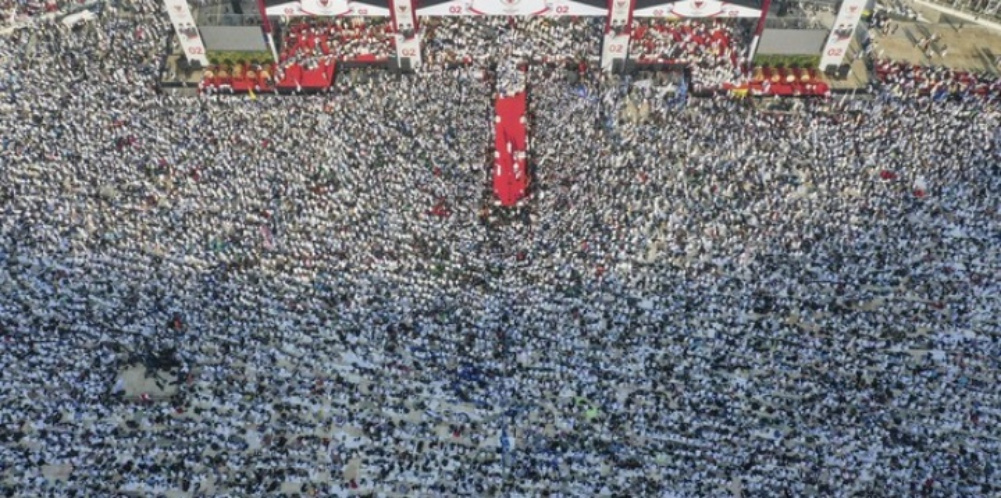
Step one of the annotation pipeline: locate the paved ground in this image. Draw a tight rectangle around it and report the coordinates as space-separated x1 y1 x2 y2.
777 0 1001 87
872 21 1001 73
872 0 1001 73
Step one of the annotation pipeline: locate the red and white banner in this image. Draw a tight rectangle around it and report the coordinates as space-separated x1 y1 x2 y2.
602 0 633 71
395 33 422 67
417 0 607 16
163 0 209 66
818 0 865 68
390 0 421 67
468 0 551 15
269 0 608 16
390 0 418 33
607 0 633 30
265 1 389 16
300 0 350 16
601 32 629 70
633 0 760 18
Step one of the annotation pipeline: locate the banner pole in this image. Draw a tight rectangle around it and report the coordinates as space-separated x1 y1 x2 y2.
747 0 772 63
256 0 279 63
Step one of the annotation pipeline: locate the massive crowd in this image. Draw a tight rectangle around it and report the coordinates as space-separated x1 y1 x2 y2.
629 18 747 90
423 16 602 67
874 57 1001 98
3 0 58 26
280 18 395 63
277 16 606 67
2 1 1001 497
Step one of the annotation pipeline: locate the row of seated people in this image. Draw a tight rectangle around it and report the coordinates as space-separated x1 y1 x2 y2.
731 65 829 97
281 18 394 63
200 59 336 92
751 65 823 85
201 63 276 91
630 19 747 87
874 59 1001 98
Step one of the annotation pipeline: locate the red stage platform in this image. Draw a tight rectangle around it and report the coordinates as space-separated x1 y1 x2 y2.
200 61 336 94
276 60 337 91
723 67 830 97
493 92 529 207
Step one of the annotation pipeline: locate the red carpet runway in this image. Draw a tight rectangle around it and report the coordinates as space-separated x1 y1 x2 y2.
493 92 529 206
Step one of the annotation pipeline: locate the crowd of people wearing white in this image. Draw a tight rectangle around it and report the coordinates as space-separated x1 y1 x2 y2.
2 1 1001 497
280 18 395 62
4 0 58 25
873 57 1001 99
629 18 747 90
423 17 602 67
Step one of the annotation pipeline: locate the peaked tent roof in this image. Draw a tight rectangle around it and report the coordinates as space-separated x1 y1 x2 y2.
633 0 762 17
264 0 390 16
264 0 760 17
573 0 761 11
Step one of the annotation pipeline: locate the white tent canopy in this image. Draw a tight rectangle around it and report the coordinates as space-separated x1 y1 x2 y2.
266 0 390 17
267 0 609 17
264 0 760 18
633 0 761 18
419 0 609 16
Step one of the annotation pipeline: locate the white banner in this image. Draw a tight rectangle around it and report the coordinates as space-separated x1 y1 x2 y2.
163 0 209 66
265 1 389 16
600 32 629 71
818 0 866 68
391 0 417 32
608 0 631 29
395 33 422 68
